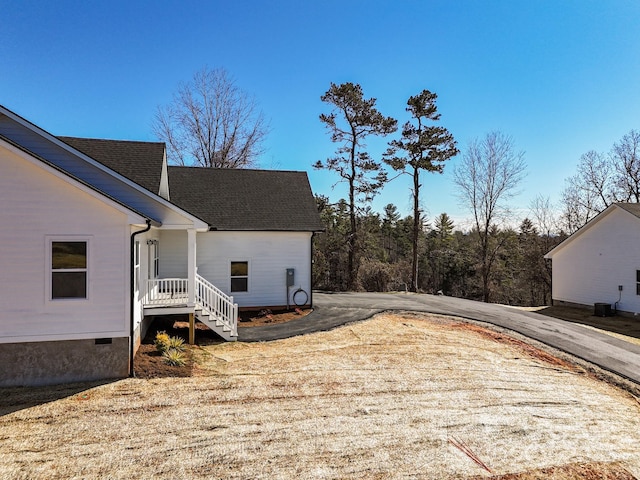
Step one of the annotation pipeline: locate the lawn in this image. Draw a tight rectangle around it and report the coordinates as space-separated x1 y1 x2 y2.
1 312 639 479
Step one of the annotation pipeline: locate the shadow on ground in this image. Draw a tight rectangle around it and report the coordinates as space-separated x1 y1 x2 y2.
0 380 114 417
536 305 640 341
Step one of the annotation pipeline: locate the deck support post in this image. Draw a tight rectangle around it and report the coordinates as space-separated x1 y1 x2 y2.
189 312 195 345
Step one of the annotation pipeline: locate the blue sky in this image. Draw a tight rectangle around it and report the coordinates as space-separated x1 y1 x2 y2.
2 0 639 228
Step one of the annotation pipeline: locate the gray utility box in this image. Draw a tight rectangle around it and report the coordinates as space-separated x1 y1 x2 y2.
286 268 295 287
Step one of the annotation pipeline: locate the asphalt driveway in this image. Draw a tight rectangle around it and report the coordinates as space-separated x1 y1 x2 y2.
238 292 640 386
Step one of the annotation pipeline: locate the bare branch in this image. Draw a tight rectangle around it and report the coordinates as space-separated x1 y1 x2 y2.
152 66 269 168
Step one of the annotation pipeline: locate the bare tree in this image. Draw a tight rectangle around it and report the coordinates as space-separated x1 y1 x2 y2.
453 131 526 302
559 130 640 233
153 67 268 168
612 130 640 202
559 150 613 233
529 194 558 237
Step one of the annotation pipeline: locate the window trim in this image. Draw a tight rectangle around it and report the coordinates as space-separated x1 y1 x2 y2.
134 240 141 292
148 239 159 279
230 260 249 293
46 235 92 302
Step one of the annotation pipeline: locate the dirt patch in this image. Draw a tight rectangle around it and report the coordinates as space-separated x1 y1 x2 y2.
237 307 312 327
134 344 195 378
3 312 640 479
470 461 636 479
449 322 582 372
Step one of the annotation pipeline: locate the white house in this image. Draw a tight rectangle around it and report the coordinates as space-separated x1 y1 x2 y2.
544 203 640 315
0 105 322 387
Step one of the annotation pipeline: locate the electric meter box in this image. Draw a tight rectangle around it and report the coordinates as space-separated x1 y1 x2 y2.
286 268 295 287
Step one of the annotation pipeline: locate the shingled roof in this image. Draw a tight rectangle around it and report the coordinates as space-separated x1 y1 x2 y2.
168 166 324 231
58 136 165 194
614 202 640 219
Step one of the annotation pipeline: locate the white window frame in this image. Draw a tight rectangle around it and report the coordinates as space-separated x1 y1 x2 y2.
148 239 159 279
230 260 250 293
46 235 92 302
134 240 141 292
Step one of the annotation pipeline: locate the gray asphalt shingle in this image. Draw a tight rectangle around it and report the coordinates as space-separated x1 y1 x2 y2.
168 166 323 231
57 136 322 231
59 136 165 195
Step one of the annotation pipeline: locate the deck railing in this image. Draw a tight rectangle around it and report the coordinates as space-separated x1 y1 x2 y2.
144 278 189 306
196 274 238 337
143 275 238 338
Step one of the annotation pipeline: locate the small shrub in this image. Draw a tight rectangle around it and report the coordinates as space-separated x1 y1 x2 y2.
162 348 186 367
168 335 186 351
154 331 171 353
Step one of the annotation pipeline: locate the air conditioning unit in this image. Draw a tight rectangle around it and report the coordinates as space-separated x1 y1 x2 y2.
594 302 612 317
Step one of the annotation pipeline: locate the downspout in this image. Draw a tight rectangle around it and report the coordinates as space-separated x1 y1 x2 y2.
130 219 152 377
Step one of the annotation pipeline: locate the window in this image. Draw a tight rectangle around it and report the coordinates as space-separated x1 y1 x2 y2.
230 261 248 292
51 241 88 299
134 241 140 292
636 270 640 295
148 240 159 279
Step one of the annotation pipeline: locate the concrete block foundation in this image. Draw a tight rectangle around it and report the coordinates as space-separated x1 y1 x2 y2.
0 337 129 387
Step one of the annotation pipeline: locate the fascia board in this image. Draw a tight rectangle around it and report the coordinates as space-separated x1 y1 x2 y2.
543 205 630 259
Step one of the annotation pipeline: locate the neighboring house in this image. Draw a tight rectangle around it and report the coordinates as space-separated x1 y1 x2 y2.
0 105 322 387
544 203 640 315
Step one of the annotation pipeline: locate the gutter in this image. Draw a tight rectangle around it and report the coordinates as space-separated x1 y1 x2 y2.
129 219 152 377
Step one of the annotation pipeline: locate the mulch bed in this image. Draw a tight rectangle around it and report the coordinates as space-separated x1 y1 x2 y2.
238 308 312 327
134 309 310 378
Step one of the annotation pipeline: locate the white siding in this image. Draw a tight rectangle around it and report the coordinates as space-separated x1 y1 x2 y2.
197 231 313 308
551 207 640 314
131 229 156 337
158 230 188 278
0 144 131 342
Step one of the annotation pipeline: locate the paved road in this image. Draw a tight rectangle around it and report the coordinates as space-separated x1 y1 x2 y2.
238 292 640 386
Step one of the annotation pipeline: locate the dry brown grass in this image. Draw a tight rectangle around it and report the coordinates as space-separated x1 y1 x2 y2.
1 312 640 479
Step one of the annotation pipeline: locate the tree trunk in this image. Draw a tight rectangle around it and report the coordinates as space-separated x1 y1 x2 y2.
348 145 358 291
481 231 490 303
410 168 420 292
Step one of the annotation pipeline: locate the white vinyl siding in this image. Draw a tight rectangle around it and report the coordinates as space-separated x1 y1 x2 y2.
0 143 131 343
550 207 640 314
197 231 312 308
157 230 188 278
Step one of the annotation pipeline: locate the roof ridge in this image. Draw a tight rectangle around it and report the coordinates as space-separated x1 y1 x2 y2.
167 165 306 174
58 135 165 146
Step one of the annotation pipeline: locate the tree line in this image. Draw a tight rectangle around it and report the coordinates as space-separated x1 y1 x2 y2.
313 81 638 305
312 199 565 305
153 68 638 306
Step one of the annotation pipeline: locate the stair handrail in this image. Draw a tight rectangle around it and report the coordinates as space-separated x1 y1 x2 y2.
195 274 238 336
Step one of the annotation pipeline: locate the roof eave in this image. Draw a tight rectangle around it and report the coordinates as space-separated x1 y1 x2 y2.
0 134 162 227
544 204 636 259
